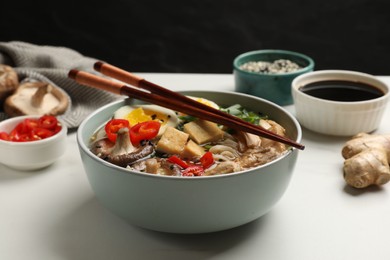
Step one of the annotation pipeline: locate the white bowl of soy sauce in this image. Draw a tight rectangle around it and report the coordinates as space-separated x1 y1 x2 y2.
291 70 390 136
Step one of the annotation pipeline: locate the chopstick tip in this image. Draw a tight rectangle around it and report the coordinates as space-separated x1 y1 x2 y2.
94 61 104 72
68 69 79 80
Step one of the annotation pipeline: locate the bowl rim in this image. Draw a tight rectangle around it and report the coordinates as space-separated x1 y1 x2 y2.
233 49 315 76
0 115 67 146
77 90 302 180
292 69 390 105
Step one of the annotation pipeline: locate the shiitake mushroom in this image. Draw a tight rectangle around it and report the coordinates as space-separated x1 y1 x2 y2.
0 64 19 105
4 81 69 117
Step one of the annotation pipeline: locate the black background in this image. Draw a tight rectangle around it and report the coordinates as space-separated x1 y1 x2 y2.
2 0 390 74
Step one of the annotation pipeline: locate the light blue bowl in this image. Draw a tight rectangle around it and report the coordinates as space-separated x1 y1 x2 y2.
77 91 302 233
234 49 315 106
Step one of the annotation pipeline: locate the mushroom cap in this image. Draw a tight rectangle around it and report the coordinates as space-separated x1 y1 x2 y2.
3 81 69 117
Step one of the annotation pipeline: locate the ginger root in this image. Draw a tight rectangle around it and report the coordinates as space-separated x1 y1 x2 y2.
342 133 390 188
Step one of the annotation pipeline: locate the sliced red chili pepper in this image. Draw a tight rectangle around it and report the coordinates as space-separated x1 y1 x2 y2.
53 125 62 134
38 115 58 130
9 122 28 141
182 165 204 176
24 118 40 131
31 127 54 140
105 119 130 143
168 155 189 169
130 121 161 146
8 130 19 141
18 133 35 142
0 132 10 141
15 121 29 134
200 151 214 169
2 115 62 142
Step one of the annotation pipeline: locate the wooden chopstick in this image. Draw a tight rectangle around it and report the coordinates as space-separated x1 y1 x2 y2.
68 67 304 150
94 61 259 125
93 61 304 150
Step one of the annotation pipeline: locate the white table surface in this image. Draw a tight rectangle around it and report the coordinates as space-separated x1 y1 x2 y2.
2 73 390 260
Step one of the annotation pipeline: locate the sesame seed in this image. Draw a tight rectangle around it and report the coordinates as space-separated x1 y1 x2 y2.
239 59 302 74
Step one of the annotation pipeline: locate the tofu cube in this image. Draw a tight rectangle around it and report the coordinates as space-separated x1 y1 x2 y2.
181 139 205 159
183 119 224 144
156 126 189 155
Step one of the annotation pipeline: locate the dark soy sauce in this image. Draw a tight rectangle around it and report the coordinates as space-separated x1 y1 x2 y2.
299 80 384 101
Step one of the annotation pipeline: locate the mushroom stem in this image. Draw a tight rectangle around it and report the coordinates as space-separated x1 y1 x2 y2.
31 83 52 108
111 127 135 156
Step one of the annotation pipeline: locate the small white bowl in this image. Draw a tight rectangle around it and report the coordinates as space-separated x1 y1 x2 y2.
0 116 67 170
292 70 390 136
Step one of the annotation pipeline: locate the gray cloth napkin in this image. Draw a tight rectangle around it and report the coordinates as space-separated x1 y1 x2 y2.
0 41 121 128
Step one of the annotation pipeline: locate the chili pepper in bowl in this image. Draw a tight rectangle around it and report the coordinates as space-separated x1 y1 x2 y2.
0 115 67 170
0 115 61 142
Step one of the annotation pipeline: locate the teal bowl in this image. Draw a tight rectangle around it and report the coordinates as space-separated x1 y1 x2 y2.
233 49 314 106
77 91 302 233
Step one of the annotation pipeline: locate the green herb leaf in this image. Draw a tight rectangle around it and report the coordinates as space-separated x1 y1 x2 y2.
220 104 267 125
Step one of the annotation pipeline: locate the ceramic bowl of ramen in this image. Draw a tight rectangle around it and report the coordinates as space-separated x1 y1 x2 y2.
292 70 390 136
77 90 302 233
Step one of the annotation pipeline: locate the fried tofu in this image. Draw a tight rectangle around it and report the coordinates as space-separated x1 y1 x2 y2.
156 126 189 155
181 139 205 159
183 119 224 145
